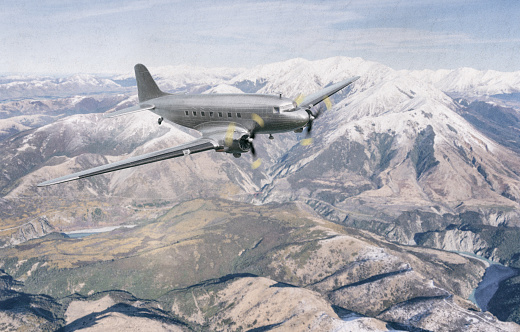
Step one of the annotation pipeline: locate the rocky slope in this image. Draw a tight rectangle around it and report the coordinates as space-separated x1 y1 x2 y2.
0 199 517 331
0 95 129 142
0 269 64 331
455 99 520 154
257 59 520 250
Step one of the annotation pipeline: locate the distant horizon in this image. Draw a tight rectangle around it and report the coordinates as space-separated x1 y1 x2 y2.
2 55 520 78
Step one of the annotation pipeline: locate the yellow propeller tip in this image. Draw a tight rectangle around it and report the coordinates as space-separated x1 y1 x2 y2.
252 159 262 169
324 96 332 110
295 94 305 106
252 113 265 128
301 138 313 146
224 122 236 147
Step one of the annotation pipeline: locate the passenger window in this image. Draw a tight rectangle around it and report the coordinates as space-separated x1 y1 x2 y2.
237 113 241 118
185 111 189 116
218 112 223 117
193 111 197 116
201 111 205 116
228 112 232 117
210 112 214 117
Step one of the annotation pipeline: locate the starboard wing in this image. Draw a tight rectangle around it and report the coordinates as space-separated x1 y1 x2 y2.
37 138 218 187
297 76 360 109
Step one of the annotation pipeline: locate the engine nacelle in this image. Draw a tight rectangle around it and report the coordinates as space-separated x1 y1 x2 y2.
225 134 252 154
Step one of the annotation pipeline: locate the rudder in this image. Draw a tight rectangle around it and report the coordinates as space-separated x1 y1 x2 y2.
134 64 166 102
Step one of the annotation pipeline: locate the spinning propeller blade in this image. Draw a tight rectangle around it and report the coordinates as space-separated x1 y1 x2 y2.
251 157 262 169
294 94 305 106
225 122 235 147
249 115 264 169
249 131 262 169
252 113 265 128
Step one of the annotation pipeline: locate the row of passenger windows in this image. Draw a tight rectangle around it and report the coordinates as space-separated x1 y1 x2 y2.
185 110 241 118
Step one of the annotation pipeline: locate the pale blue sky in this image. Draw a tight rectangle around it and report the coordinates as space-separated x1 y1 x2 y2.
2 0 519 74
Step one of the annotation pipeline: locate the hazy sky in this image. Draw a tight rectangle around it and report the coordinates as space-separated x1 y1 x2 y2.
2 0 520 74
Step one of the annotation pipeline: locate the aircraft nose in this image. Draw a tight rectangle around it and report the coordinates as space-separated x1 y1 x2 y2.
297 109 310 126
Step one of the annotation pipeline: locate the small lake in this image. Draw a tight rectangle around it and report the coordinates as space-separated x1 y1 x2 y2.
455 251 518 311
470 264 518 311
64 225 136 239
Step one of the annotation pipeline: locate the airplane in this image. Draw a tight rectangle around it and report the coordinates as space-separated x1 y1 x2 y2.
37 64 359 187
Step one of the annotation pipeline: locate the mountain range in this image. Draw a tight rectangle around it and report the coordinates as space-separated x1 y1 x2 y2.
2 56 520 330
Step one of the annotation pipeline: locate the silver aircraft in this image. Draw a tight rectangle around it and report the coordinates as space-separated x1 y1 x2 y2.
37 64 359 186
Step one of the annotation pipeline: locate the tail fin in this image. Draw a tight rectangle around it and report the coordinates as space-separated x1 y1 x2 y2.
134 64 167 102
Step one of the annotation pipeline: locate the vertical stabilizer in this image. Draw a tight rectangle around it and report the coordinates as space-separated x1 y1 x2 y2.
134 64 166 102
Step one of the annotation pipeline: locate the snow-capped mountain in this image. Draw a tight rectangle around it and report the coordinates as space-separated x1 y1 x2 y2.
3 56 520 257
405 67 520 97
0 74 126 100
261 64 520 241
5 56 520 101
113 64 243 93
229 57 394 97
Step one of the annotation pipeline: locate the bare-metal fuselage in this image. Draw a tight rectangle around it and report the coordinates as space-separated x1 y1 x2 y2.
150 93 310 135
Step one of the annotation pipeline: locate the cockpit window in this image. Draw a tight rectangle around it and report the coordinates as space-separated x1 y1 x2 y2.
274 103 296 113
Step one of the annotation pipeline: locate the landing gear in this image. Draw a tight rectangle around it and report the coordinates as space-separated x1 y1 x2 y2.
158 117 164 125
233 153 242 158
269 134 274 140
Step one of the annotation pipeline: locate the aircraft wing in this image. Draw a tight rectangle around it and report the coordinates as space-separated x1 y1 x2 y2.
298 76 360 109
37 138 218 187
103 103 155 118
197 122 250 146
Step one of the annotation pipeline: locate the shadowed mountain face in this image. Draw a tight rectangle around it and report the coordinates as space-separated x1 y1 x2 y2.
2 56 520 328
456 99 520 154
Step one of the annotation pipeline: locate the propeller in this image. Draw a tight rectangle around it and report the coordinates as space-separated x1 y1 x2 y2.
225 121 261 169
298 95 332 146
250 114 265 169
251 148 261 169
224 122 236 147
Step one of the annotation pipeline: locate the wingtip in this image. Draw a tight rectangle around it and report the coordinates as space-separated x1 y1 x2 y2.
37 181 51 187
340 76 360 85
37 176 79 187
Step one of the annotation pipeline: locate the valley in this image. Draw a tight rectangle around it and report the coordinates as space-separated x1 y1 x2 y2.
1 199 516 331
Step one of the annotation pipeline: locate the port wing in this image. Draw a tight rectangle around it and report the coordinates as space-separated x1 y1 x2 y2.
37 138 218 187
103 103 155 118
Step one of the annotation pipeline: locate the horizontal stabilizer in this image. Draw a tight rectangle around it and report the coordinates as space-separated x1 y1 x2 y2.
103 103 155 118
298 76 360 109
37 138 218 187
